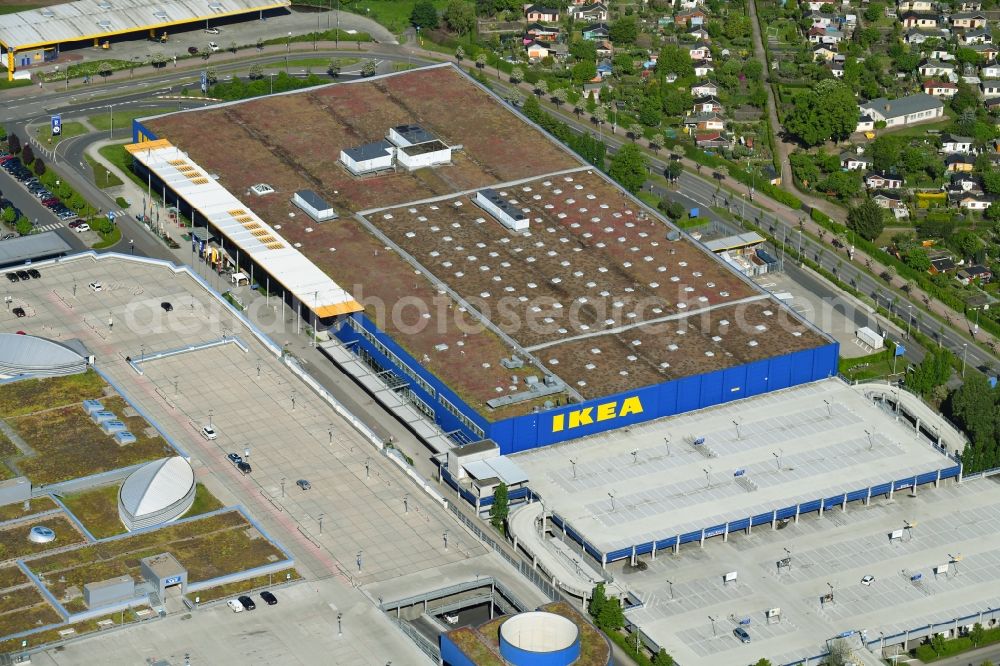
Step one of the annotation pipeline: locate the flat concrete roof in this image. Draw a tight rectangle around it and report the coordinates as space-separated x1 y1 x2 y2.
0 0 290 51
619 477 1000 666
513 378 954 554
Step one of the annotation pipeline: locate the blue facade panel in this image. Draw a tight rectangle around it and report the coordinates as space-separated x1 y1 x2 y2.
728 517 750 531
699 368 725 407
654 537 677 550
751 512 773 526
776 506 797 520
846 489 868 502
799 499 821 513
871 482 892 496
940 465 961 479
607 547 632 561
635 542 654 556
500 626 581 666
680 530 702 544
132 119 157 144
823 494 844 510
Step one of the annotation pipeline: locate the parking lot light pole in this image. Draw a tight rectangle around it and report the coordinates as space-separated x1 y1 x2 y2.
281 477 285 498
630 449 638 465
365 457 370 478
208 409 213 427
356 551 362 572
666 579 674 599
823 399 831 418
962 343 968 377
337 610 342 636
443 530 449 550
570 458 577 479
319 513 325 535
865 429 873 450
708 615 717 636
328 424 333 444
173 376 178 395
607 491 615 512
403 493 409 513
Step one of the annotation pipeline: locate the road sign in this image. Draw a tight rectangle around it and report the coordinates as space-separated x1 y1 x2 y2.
910 573 923 582
51 115 62 136
723 571 738 583
734 468 746 477
106 211 116 222
895 343 906 357
693 437 706 446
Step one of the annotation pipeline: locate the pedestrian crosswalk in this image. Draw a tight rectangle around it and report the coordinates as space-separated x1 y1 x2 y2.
33 223 63 233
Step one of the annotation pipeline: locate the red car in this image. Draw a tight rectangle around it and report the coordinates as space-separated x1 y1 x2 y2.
42 197 59 207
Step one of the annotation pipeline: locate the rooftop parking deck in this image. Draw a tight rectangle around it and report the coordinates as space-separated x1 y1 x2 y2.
513 379 955 555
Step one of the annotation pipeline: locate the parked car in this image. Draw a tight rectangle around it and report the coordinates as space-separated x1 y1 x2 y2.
237 461 252 474
16 270 29 280
227 599 244 613
208 41 219 52
26 269 39 279
6 272 18 283
296 479 311 490
161 301 173 312
74 223 90 233
0 234 16 241
188 46 199 55
12 307 25 318
201 425 217 440
227 452 242 466
259 591 277 606
733 627 751 643
204 27 220 34
88 281 102 292
861 575 875 586
237 595 255 610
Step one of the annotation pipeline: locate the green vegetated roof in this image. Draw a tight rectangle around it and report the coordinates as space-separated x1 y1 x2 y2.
447 626 506 666
539 601 611 666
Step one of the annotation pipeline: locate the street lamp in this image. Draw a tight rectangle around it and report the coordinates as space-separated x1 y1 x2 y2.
569 458 577 479
607 491 615 512
208 409 213 427
865 429 873 450
337 610 342 635
732 419 741 440
823 399 831 418
703 466 711 488
772 450 781 470
319 512 325 535
906 305 913 338
630 449 638 465
443 530 449 550
666 579 674 599
281 477 285 497
963 343 969 377
403 493 409 513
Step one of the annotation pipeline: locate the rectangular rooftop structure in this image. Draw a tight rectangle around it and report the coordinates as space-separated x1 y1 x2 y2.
340 140 394 175
397 140 452 171
702 231 766 254
0 232 71 269
124 139 363 318
388 124 435 147
292 189 337 222
475 188 529 231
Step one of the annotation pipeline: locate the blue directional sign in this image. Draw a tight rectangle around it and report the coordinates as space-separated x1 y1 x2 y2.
200 70 208 93
739 618 751 625
910 573 923 582
895 343 906 357
106 210 116 222
734 469 746 477
839 630 854 638
693 437 706 446
51 114 62 136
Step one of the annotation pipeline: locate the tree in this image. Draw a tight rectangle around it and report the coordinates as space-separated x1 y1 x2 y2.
665 161 683 182
410 0 438 29
455 45 465 62
205 69 218 85
249 64 263 80
593 105 607 126
588 583 608 620
361 59 377 77
847 199 885 241
930 633 947 655
551 87 568 107
609 17 638 44
15 216 31 236
2 206 15 224
784 80 859 146
903 246 931 272
608 143 647 193
752 660 772 666
33 158 45 176
970 622 986 647
489 482 508 533
869 135 904 173
659 198 685 220
510 66 524 83
948 373 998 472
628 123 644 141
475 53 487 69
639 94 662 127
597 594 625 631
444 0 476 34
573 98 586 116
8 133 20 155
572 60 597 83
97 61 113 79
652 649 675 665
534 79 548 97
21 143 34 167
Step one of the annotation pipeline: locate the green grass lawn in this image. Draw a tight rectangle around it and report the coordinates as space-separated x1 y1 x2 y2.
261 57 340 70
0 4 41 15
191 567 300 603
85 152 124 189
88 107 174 133
0 78 32 90
184 483 224 518
60 484 124 539
340 0 449 33
0 371 104 419
98 143 146 190
92 225 121 250
35 121 88 146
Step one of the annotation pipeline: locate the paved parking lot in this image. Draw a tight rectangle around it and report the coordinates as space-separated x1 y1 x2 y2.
514 378 953 555
0 252 490 663
619 478 1000 666
30 577 426 666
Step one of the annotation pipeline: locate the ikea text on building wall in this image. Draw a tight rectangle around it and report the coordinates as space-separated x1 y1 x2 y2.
551 396 644 433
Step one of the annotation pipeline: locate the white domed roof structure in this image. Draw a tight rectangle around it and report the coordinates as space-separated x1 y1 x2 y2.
0 333 88 378
118 457 196 531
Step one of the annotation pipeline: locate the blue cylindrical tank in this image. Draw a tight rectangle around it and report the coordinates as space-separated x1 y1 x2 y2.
498 611 581 666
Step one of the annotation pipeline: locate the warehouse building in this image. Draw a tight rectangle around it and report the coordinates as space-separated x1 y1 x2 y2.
0 0 291 80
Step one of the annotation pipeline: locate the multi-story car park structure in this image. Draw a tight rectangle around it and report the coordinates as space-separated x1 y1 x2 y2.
0 0 290 80
128 64 838 457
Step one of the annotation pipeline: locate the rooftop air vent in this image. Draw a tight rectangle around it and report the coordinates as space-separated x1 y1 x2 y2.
153 10 168 20
40 9 55 18
97 1 112 8
97 19 112 29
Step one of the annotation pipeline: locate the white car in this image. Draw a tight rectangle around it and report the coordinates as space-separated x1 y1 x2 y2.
861 575 875 586
88 281 102 292
208 41 219 52
74 223 90 233
204 27 220 34
227 599 243 613
201 425 218 440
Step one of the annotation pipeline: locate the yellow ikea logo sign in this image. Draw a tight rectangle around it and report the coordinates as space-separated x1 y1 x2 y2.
551 396 644 433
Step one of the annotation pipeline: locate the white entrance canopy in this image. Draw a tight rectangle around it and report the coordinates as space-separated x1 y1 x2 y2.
126 139 361 318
